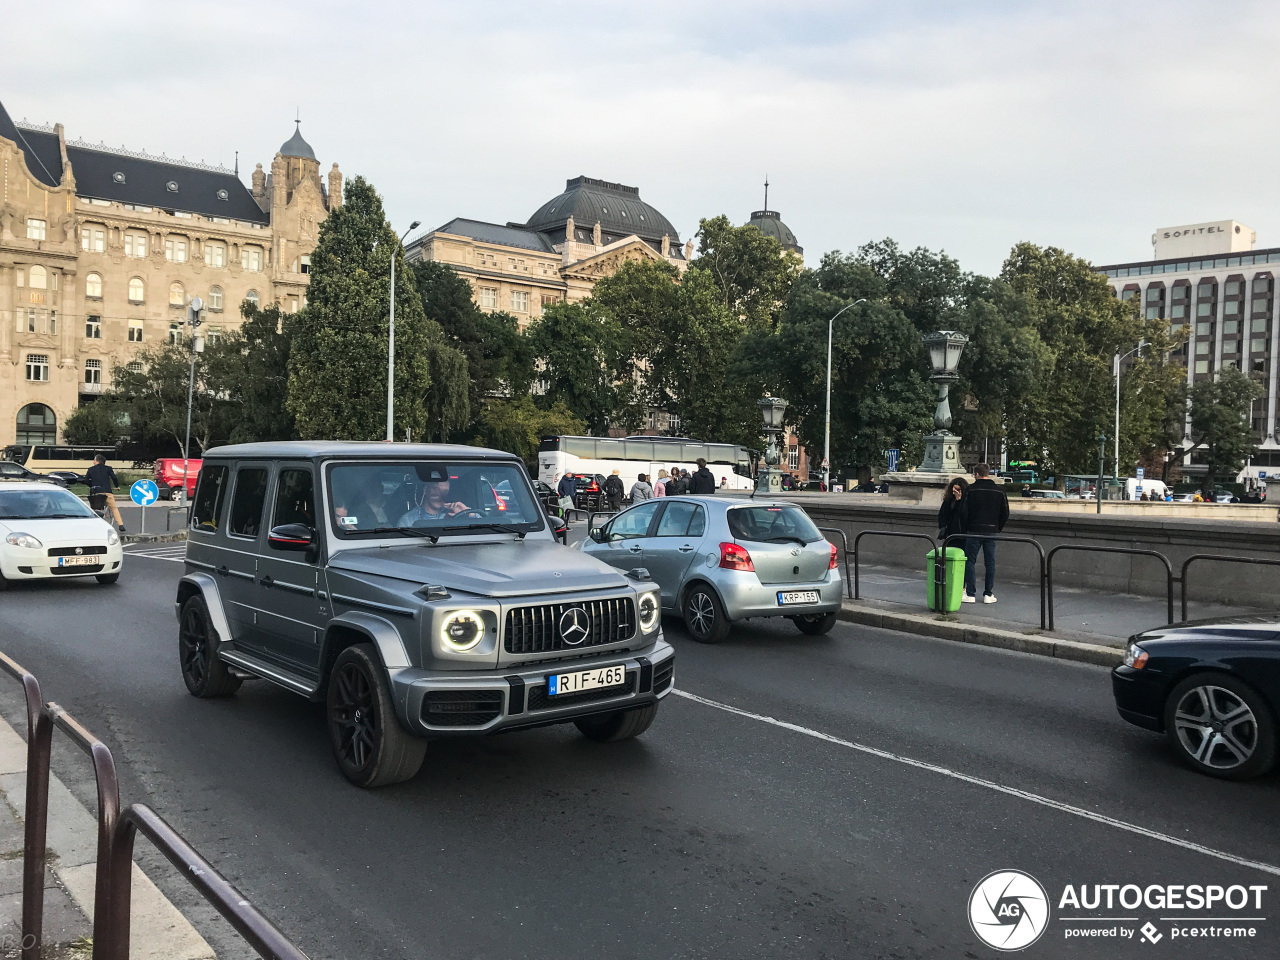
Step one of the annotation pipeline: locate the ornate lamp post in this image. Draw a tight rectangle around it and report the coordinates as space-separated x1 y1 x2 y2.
756 397 789 494
918 330 969 473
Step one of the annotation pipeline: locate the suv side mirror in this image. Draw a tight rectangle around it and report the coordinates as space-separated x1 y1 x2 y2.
268 523 314 551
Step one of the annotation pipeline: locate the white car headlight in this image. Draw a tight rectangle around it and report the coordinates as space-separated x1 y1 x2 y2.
441 610 485 651
106 527 120 546
638 591 660 633
5 533 42 550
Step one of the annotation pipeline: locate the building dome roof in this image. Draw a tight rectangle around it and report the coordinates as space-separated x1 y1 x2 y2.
747 209 802 255
279 122 316 160
526 176 680 247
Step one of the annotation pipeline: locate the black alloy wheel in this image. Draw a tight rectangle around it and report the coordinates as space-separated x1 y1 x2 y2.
683 585 730 644
178 595 241 697
326 644 425 788
1163 673 1277 780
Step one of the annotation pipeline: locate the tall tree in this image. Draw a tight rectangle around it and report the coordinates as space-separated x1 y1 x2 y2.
287 176 444 440
1165 366 1264 493
527 301 638 434
693 215 802 329
104 341 231 456
471 397 585 465
216 303 297 444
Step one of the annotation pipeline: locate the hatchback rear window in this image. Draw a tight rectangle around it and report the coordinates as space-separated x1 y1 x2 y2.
727 505 821 544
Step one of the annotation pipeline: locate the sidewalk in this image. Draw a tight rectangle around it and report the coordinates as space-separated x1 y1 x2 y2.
0 716 213 960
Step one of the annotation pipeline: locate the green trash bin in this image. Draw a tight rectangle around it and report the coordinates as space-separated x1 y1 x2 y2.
926 547 967 612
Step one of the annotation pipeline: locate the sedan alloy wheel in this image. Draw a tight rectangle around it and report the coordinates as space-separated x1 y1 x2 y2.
1163 673 1277 779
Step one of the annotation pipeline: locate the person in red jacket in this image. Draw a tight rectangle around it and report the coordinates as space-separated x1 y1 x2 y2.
962 463 1009 604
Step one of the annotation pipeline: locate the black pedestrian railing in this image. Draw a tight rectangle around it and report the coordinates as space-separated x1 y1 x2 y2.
0 650 311 960
816 527 853 597
845 527 1280 629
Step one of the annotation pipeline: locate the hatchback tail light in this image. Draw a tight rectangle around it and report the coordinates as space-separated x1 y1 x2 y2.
829 542 839 569
719 542 755 571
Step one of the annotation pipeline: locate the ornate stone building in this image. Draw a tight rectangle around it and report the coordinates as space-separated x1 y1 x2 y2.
405 176 692 328
0 98 340 448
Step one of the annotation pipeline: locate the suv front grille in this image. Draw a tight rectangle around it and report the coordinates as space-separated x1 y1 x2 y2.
421 690 504 727
527 673 637 711
504 598 636 655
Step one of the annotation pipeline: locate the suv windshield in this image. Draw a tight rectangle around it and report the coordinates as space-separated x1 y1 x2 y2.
727 504 821 544
327 461 545 539
0 487 95 520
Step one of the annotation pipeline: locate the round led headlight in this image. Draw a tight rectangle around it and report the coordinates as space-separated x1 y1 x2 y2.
441 611 485 651
5 533 42 550
638 592 659 633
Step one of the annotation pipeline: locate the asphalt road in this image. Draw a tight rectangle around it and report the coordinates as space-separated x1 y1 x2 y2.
0 548 1277 959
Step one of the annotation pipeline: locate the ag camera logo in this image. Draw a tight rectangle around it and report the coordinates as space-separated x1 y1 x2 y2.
969 870 1050 951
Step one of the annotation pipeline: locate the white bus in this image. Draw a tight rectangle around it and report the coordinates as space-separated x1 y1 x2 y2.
537 436 755 492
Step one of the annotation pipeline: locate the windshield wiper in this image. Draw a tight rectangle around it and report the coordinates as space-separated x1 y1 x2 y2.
437 523 527 539
45 513 89 519
362 526 440 544
764 535 809 545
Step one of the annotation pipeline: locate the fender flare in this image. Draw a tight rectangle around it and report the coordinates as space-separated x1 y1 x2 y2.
322 611 412 670
176 573 234 647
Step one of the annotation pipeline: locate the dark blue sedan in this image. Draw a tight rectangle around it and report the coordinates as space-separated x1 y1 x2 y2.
1112 618 1280 780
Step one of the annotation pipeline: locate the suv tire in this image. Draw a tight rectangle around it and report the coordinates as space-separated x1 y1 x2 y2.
792 612 837 636
683 584 730 644
179 595 242 697
1163 672 1276 780
574 703 658 742
327 644 426 788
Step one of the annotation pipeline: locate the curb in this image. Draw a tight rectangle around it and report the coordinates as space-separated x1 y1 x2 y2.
0 717 213 959
837 602 1123 667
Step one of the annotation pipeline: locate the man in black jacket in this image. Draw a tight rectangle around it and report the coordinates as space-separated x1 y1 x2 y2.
962 463 1008 604
603 470 625 510
85 454 125 532
688 458 716 495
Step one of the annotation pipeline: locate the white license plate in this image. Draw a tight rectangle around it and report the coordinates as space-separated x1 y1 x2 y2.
57 556 98 567
778 590 820 605
548 665 626 696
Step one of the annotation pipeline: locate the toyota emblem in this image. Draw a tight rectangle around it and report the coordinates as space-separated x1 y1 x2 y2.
559 607 591 645
75 547 84 555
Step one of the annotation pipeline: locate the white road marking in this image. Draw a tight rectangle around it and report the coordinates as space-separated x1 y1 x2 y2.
672 688 1280 878
124 545 187 562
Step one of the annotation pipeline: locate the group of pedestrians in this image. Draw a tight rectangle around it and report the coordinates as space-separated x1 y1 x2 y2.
623 458 716 504
936 463 1009 604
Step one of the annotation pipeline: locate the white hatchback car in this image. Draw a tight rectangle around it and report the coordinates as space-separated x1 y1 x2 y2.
0 482 123 589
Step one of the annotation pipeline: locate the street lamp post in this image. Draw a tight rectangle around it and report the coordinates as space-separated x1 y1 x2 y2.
181 296 204 506
918 330 970 473
824 298 867 490
1113 340 1146 481
386 220 422 442
756 397 789 495
1096 434 1106 515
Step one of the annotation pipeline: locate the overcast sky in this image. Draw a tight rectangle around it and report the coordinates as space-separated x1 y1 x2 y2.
4 1 1277 275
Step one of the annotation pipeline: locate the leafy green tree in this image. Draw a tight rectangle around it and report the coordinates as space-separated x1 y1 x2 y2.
106 341 229 456
63 399 132 445
471 397 585 465
287 176 441 440
422 339 471 442
527 301 638 434
693 215 802 328
1160 366 1263 493
215 303 297 444
412 260 534 413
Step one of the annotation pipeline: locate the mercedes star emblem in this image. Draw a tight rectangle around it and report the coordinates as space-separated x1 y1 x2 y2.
559 607 591 645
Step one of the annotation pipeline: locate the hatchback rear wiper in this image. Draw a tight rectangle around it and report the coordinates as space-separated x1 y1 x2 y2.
764 535 808 545
438 523 527 539
363 526 440 544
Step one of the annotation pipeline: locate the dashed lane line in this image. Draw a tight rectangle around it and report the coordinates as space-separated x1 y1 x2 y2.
672 687 1280 878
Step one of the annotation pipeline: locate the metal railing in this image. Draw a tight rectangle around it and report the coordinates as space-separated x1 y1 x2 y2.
0 650 310 960
852 530 937 600
1047 545 1173 631
1179 554 1280 622
941 534 1048 630
816 526 853 597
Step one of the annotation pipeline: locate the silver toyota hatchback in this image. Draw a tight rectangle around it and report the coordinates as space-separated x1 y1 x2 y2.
581 497 841 643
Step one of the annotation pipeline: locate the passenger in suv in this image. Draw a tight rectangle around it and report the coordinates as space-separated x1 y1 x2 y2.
176 442 673 788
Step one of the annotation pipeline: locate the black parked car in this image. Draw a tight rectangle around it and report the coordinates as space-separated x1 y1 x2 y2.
0 461 70 486
1112 618 1280 779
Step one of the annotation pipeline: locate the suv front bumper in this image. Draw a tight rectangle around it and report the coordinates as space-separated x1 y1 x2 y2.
389 636 675 736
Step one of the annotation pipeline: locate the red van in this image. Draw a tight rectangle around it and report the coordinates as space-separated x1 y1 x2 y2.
154 458 201 500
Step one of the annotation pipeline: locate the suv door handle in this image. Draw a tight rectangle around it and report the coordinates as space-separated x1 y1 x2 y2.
216 565 228 577
260 575 274 588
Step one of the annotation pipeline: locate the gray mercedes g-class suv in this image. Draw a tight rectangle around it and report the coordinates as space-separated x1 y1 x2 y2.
175 441 674 787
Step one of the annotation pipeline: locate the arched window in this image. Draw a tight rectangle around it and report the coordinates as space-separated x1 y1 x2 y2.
169 323 182 345
126 360 144 374
16 403 56 444
209 285 223 310
28 266 47 290
169 282 185 306
86 273 103 298
245 290 259 309
129 277 145 302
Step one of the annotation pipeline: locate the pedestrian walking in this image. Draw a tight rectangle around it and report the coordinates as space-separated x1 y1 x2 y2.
689 458 716 495
937 476 968 543
556 470 577 520
655 469 669 497
630 473 654 501
604 469 624 510
85 454 125 532
962 463 1008 604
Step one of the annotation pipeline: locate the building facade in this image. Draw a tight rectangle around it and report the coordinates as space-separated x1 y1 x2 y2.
1096 220 1280 467
405 176 692 329
0 97 340 448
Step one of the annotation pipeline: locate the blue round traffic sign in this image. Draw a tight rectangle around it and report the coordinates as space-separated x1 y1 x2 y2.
130 479 160 506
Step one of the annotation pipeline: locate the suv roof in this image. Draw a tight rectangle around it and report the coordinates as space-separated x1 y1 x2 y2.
203 441 518 461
